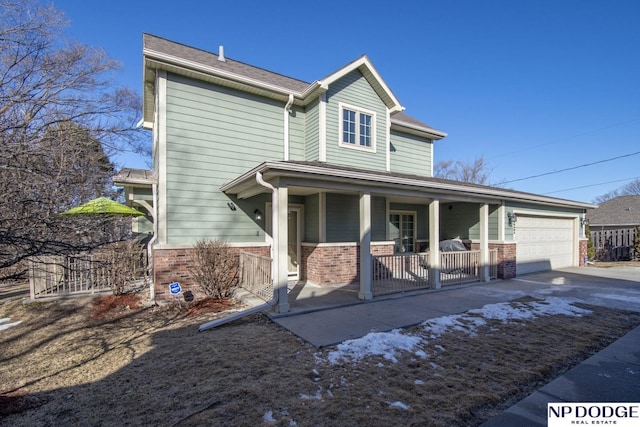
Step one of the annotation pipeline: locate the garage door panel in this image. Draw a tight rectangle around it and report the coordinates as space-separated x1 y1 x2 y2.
516 216 575 275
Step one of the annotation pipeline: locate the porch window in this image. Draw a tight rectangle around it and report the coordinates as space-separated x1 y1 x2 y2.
389 212 415 253
339 102 376 151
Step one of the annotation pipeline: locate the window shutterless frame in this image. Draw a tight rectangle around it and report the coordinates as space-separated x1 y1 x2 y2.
338 102 376 152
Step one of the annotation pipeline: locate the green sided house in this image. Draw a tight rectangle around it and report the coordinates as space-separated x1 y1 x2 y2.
115 34 594 312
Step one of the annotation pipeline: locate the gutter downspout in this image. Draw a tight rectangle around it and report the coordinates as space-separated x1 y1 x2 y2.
283 94 294 161
147 182 158 305
199 172 279 332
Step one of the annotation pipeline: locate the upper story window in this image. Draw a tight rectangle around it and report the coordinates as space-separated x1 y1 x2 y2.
339 102 376 152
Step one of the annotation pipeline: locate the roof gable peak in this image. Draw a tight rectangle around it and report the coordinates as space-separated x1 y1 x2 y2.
318 54 403 112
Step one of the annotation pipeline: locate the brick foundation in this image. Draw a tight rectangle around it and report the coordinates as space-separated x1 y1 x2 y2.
152 245 270 303
491 242 516 279
579 239 588 266
301 242 394 286
470 242 517 279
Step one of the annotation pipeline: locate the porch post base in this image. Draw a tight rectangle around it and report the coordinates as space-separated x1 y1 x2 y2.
358 290 373 300
276 301 290 313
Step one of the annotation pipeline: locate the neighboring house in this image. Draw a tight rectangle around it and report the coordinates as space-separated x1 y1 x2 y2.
114 34 594 312
587 195 640 261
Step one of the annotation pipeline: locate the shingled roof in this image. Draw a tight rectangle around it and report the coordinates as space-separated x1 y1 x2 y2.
587 195 640 226
142 33 445 139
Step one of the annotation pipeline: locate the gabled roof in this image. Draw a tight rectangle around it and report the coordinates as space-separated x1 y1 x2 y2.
113 168 157 186
142 34 446 139
391 112 447 139
586 195 640 226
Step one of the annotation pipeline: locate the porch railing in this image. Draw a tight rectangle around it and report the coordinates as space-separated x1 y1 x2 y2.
440 249 498 286
372 252 430 296
371 249 497 296
29 249 148 299
238 251 273 302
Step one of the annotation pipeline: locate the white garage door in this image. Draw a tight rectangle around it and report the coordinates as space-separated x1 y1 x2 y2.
515 215 575 275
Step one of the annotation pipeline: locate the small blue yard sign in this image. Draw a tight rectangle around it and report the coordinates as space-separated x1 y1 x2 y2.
169 282 182 295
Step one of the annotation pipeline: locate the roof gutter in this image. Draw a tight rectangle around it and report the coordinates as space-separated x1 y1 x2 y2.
390 122 448 140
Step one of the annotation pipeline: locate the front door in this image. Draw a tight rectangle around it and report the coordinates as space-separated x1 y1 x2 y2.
266 204 302 280
389 212 416 253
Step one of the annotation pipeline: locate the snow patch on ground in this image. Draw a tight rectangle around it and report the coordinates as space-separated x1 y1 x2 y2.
327 329 422 364
0 318 21 331
263 411 276 423
299 386 324 401
592 293 640 305
323 297 590 365
389 401 409 410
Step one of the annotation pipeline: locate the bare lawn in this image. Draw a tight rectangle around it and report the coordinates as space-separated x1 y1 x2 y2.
1 291 639 426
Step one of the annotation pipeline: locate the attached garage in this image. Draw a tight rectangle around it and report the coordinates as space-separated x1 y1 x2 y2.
515 215 576 275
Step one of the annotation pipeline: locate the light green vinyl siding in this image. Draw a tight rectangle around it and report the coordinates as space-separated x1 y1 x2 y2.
390 130 432 177
326 194 359 242
371 196 387 241
440 203 500 241
325 70 387 171
305 98 320 161
325 194 387 242
289 106 305 161
304 194 320 242
164 73 284 243
129 186 153 200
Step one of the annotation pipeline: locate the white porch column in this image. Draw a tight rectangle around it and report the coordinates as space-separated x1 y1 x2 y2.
479 203 490 282
275 185 290 313
429 199 441 289
359 192 372 300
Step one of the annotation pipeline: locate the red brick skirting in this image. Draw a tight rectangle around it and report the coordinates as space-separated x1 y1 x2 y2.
301 242 394 286
152 245 269 303
579 239 588 266
470 242 517 280
491 242 516 279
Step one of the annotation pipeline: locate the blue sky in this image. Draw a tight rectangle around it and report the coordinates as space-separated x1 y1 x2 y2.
51 0 640 204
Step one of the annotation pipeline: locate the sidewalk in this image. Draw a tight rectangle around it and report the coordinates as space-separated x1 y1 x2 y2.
481 325 640 426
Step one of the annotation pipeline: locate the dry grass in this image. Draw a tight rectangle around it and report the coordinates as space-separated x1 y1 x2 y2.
0 293 639 426
590 260 640 268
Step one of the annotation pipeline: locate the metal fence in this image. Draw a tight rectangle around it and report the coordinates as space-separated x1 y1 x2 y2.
372 250 498 296
238 251 273 302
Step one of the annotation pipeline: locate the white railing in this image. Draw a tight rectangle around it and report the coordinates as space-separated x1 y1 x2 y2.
29 248 148 299
371 249 498 295
371 252 430 296
238 251 273 302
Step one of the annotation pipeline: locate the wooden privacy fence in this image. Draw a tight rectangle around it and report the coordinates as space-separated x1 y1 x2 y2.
590 228 638 261
238 251 273 302
372 250 498 296
29 244 148 299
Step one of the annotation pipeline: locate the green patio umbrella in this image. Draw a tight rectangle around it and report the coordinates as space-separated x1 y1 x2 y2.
61 197 145 217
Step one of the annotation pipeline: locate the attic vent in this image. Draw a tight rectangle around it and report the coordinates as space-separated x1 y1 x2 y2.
218 45 226 62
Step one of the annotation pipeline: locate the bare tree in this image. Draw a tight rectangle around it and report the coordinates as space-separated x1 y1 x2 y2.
593 178 640 204
0 0 148 274
434 155 493 185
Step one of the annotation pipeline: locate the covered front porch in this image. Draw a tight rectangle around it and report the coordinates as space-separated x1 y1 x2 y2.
224 162 511 314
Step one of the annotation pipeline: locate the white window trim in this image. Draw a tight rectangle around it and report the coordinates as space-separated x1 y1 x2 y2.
338 102 376 153
389 210 417 253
